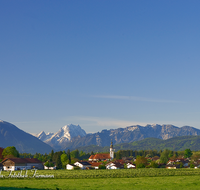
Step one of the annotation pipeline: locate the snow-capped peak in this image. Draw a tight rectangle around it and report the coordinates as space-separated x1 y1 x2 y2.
37 131 54 142
36 124 86 148
37 131 46 137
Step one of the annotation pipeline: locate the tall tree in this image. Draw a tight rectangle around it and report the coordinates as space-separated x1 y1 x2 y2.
184 149 193 158
160 149 170 164
61 151 68 168
56 154 62 169
50 150 54 162
135 156 148 168
115 151 121 160
2 146 19 158
67 149 71 164
71 149 79 159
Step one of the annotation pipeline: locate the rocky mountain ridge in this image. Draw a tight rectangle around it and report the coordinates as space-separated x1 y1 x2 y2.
61 124 200 150
76 135 200 153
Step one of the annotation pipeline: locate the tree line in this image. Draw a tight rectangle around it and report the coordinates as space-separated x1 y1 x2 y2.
20 149 91 169
0 146 196 169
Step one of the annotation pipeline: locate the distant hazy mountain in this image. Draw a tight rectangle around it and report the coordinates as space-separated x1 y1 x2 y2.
62 124 200 150
36 124 86 149
0 120 53 154
74 135 200 153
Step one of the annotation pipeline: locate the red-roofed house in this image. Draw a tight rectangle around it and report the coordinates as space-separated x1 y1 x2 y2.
88 153 111 161
89 162 103 169
1 158 44 171
89 141 114 161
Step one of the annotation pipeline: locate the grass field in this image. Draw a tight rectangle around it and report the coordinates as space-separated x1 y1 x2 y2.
1 176 200 190
1 169 200 190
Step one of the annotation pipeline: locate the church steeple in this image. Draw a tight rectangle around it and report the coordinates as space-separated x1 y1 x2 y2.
110 140 114 159
110 140 113 148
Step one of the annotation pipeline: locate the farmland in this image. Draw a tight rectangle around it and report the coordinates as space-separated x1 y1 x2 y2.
1 169 200 189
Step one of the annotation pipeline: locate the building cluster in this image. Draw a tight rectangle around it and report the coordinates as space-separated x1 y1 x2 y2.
165 158 200 169
66 141 135 170
1 143 200 171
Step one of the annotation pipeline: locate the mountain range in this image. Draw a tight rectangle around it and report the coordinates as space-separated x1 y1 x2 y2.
35 123 200 151
2 119 200 154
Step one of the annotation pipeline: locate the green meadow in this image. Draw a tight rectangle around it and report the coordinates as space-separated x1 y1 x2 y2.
1 169 200 189
1 176 200 190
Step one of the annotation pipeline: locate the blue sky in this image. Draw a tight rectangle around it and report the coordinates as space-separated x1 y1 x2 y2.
1 0 200 134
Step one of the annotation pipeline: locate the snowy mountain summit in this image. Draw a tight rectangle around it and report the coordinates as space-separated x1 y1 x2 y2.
36 124 86 149
37 131 54 142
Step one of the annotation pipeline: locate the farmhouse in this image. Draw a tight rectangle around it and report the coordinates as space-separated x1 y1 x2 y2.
1 158 43 171
89 162 103 169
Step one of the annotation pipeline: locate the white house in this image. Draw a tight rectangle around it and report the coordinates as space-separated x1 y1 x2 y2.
66 164 76 170
44 165 56 170
106 162 124 169
126 163 136 169
74 161 91 169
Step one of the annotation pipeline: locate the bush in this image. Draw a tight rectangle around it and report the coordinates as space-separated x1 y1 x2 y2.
147 161 158 168
74 166 80 170
137 163 145 168
99 165 106 169
135 156 148 168
190 164 195 168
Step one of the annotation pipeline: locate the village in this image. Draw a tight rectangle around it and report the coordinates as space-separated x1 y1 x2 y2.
0 142 199 171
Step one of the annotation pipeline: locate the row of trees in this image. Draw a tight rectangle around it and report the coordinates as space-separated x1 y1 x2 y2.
115 149 161 159
114 149 193 161
20 149 91 169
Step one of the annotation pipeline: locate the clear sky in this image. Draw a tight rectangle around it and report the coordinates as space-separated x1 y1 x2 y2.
1 0 200 134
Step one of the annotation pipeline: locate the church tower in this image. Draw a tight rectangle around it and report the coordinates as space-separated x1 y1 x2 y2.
110 140 114 159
